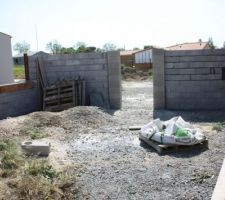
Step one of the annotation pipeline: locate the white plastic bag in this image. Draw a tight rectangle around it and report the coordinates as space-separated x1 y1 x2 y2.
140 116 206 145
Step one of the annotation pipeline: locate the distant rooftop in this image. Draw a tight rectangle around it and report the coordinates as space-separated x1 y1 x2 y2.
13 51 48 58
165 42 209 50
0 32 12 38
120 50 141 56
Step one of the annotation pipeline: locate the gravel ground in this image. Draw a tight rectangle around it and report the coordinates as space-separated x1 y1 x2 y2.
0 80 224 200
63 81 225 200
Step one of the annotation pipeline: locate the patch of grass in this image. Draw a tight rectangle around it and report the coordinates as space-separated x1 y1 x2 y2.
148 69 153 80
191 171 211 184
1 151 23 170
13 65 25 79
24 127 48 139
17 160 77 199
0 139 77 199
0 140 22 179
212 122 225 132
0 140 23 170
27 159 58 181
17 175 63 199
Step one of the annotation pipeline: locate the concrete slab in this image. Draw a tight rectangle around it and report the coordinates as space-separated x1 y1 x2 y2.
211 158 225 200
21 141 50 156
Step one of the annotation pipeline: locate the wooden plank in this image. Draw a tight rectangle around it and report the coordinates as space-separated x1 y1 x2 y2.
44 93 73 101
139 134 208 154
78 80 82 105
0 81 33 94
44 102 74 112
60 87 73 93
82 80 86 105
129 126 142 131
24 53 30 80
139 135 164 154
37 57 48 87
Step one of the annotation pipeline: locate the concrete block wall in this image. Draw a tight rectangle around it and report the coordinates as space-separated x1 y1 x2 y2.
152 49 225 110
29 51 121 109
0 85 40 119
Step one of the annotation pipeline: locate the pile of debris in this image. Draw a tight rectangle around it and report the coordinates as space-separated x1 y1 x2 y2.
121 66 149 81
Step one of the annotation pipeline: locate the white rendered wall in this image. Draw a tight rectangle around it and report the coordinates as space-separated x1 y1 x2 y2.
0 33 14 85
135 49 152 64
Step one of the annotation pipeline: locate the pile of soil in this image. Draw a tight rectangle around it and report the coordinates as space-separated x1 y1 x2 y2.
121 67 149 81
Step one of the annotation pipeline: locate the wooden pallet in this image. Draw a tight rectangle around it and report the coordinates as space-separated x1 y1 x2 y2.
43 81 75 111
139 134 208 154
36 57 86 111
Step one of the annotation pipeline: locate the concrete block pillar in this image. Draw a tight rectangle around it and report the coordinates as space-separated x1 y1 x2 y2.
107 51 122 109
152 48 165 109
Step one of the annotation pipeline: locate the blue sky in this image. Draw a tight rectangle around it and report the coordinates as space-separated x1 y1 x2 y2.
1 0 225 54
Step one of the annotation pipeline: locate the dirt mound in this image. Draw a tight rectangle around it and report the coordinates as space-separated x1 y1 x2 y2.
0 107 118 138
121 66 150 81
60 106 117 130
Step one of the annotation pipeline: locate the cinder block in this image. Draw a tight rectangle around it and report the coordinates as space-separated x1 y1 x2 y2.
191 74 221 80
21 141 50 156
165 74 190 81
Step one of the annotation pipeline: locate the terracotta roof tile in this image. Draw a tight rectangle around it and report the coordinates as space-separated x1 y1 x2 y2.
165 42 209 50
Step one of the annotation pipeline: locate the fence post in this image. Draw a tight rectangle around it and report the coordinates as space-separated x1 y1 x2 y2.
24 53 30 80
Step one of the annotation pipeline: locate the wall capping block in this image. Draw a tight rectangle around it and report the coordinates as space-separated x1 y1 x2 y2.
0 81 33 94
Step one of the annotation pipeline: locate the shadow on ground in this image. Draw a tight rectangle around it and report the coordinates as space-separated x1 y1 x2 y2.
140 140 209 158
154 109 225 122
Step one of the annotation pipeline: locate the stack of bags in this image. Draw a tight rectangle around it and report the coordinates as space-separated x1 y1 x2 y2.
140 116 206 145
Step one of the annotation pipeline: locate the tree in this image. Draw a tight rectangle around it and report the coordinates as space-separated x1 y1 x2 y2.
60 47 76 54
95 48 103 53
46 40 62 54
74 42 87 53
102 43 117 52
13 41 30 54
85 47 96 52
73 42 96 53
222 41 225 49
144 45 153 50
207 37 216 49
133 47 140 50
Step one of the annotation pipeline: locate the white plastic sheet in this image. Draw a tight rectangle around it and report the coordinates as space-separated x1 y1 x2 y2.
140 116 206 145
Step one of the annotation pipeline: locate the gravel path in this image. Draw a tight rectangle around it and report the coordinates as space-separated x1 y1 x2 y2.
64 81 225 200
1 81 224 199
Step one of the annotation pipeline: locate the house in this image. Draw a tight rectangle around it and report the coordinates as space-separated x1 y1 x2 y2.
133 49 152 71
0 32 14 85
165 41 210 50
120 50 140 67
13 51 49 65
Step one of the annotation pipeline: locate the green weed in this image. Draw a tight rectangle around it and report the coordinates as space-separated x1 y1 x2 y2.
24 127 48 139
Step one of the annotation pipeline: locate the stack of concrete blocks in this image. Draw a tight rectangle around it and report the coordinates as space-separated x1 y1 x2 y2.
28 51 121 109
152 49 225 110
